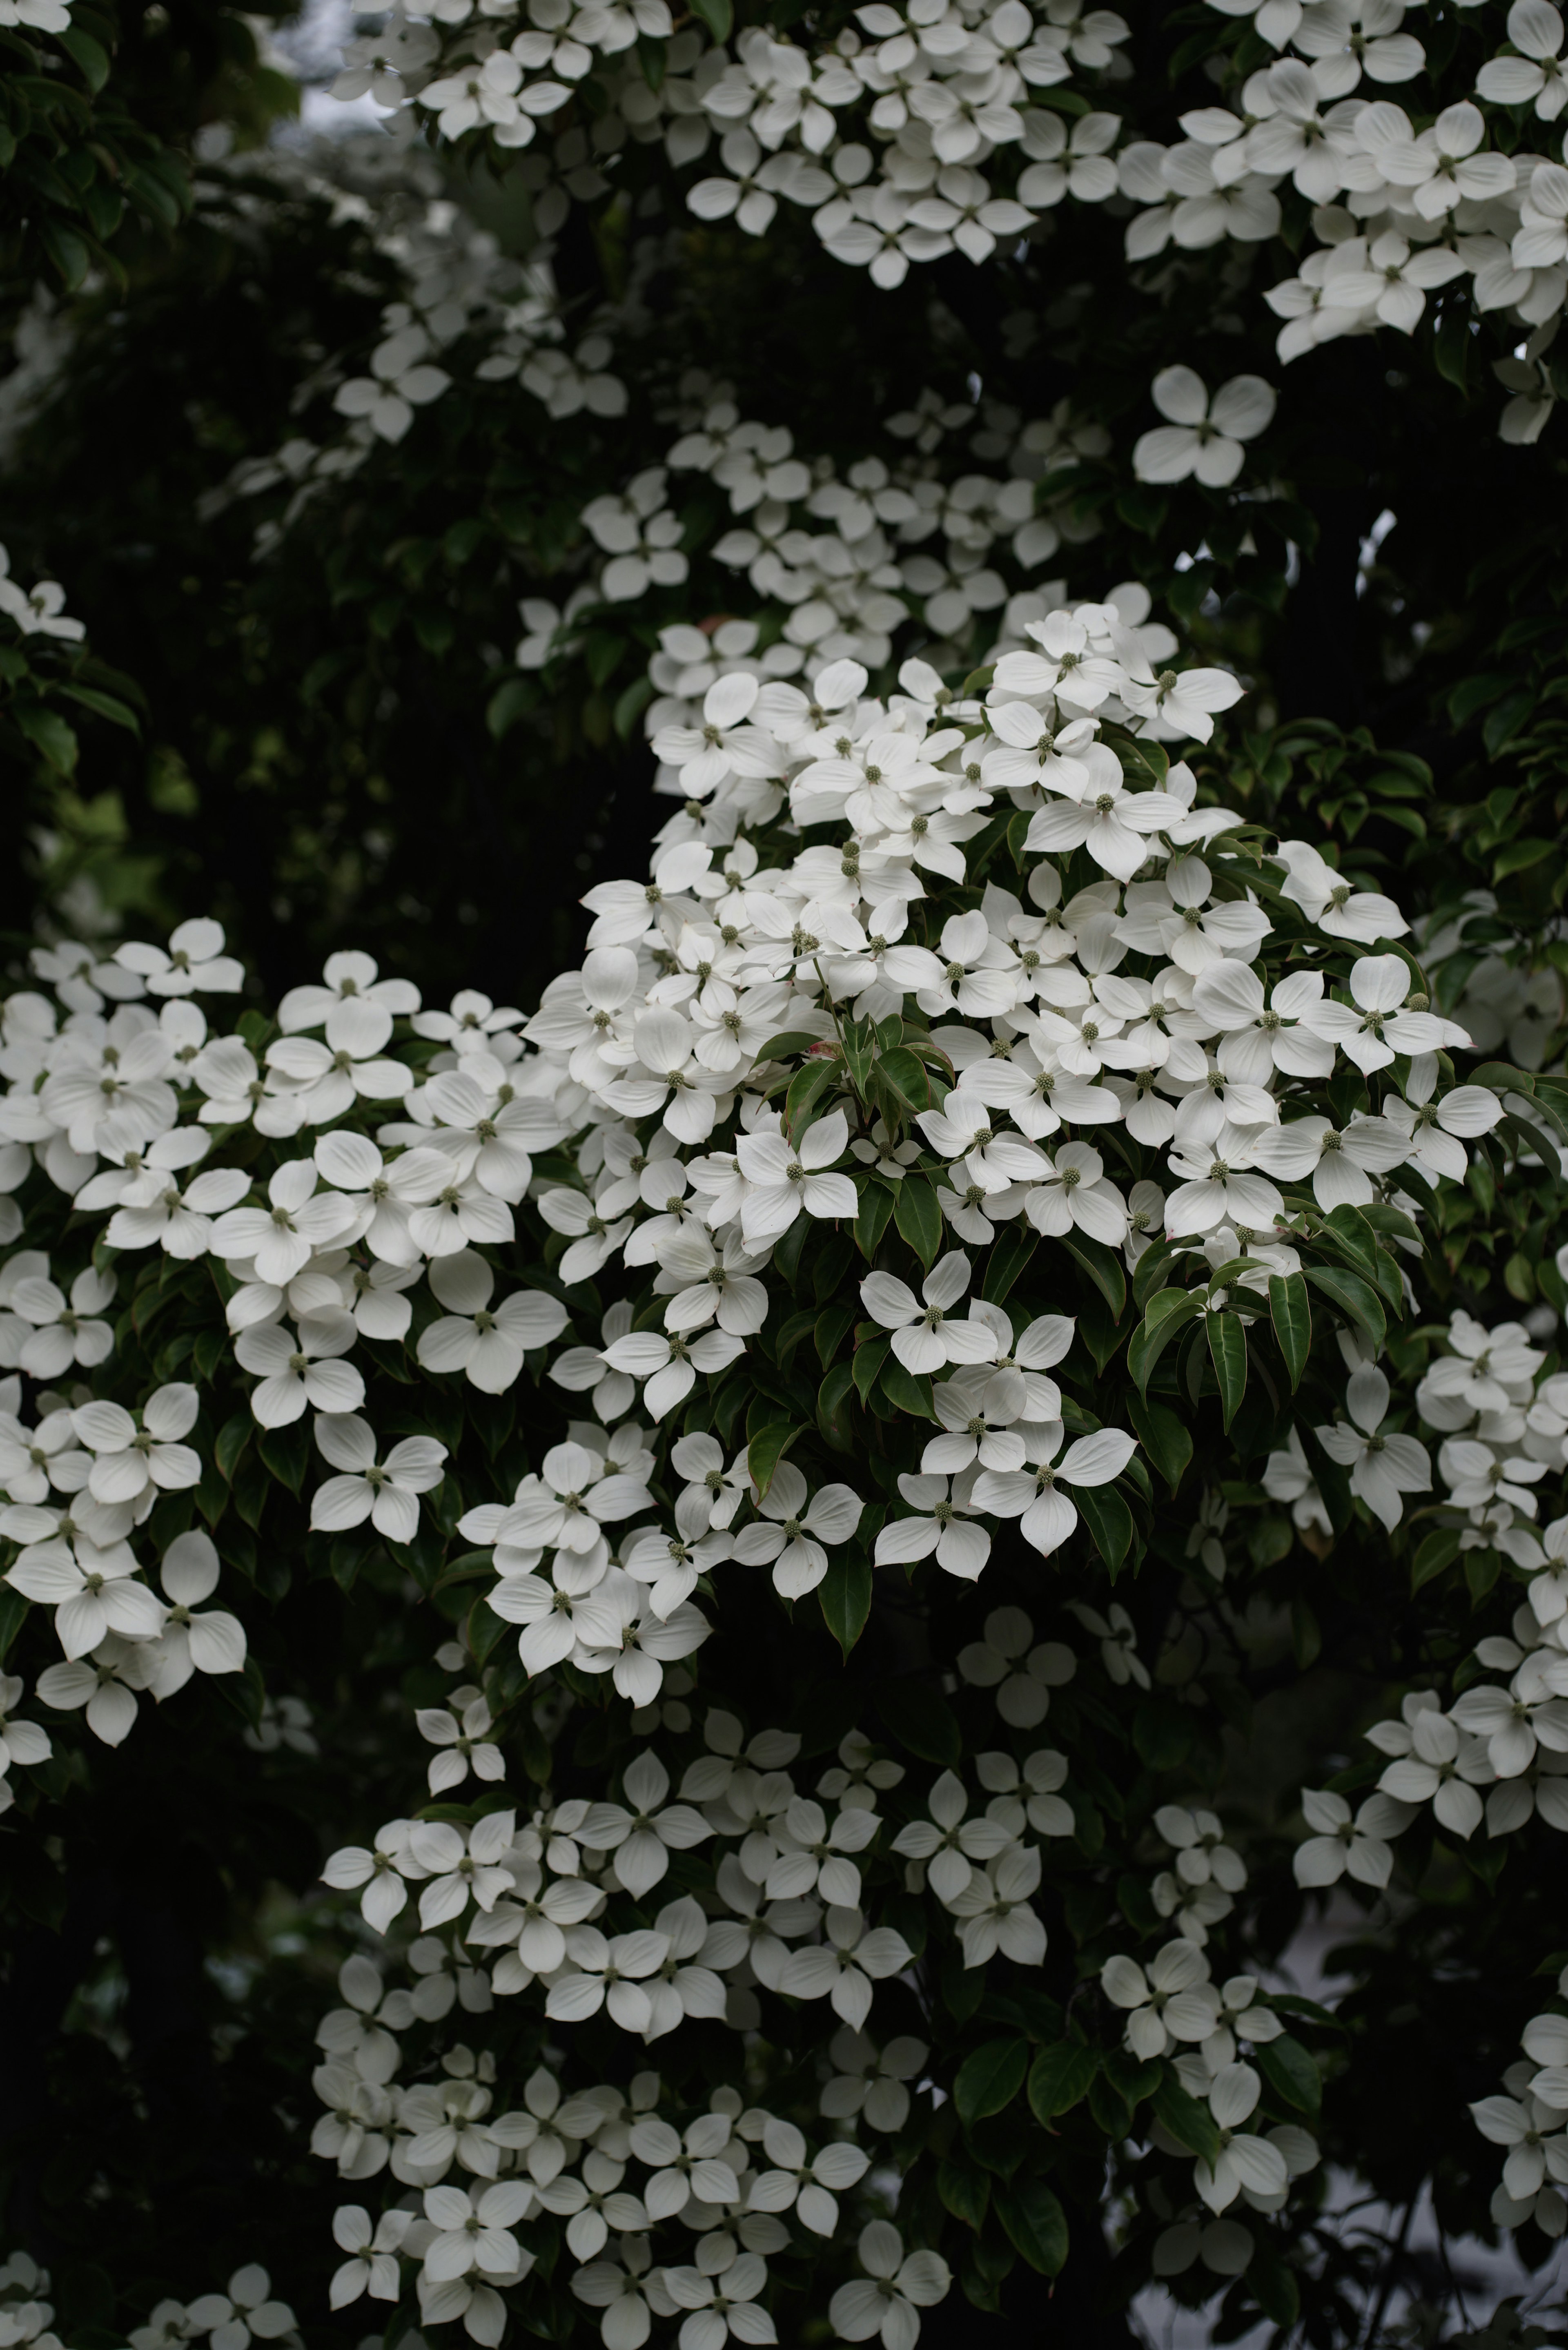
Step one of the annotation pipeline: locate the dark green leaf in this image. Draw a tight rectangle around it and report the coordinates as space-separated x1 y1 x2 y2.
981 1224 1038 1306
855 1177 896 1259
1124 1395 1191 1496
1059 1232 1127 1317
785 1057 840 1134
1027 2042 1099 2121
994 2179 1069 2277
893 1177 942 1269
818 1554 873 1658
1128 1287 1202 1392
880 1044 931 1113
1151 2071 1223 2163
1255 2034 1321 2116
1268 1271 1311 1390
746 1420 800 1498
875 1680 961 1766
955 2038 1029 2124
1206 1311 1248 1431
878 1354 936 1420
1075 1482 1134 1576
689 0 732 36
1305 1264 1387 1351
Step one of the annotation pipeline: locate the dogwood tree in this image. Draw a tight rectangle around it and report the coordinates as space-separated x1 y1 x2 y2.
4 2 1568 2348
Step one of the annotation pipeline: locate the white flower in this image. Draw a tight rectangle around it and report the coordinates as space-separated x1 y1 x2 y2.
36 1632 161 1746
321 1819 429 1933
210 1160 358 1284
234 1316 365 1428
735 1107 858 1245
114 919 243 997
0 1672 50 1773
308 1414 448 1543
1293 1788 1412 1887
859 1249 993 1375
580 1750 712 1899
891 1768 1012 1901
828 2223 950 2350
1316 1367 1431 1532
664 2250 777 2347
1102 1940 1221 2058
819 2029 929 2131
185 2268 297 2350
780 1905 913 2028
329 2206 411 2307
416 1250 568 1392
1478 0 1568 119
150 1530 246 1694
419 2181 533 2282
5 1264 116 1376
1133 367 1276 486
875 1469 990 1580
69 1384 200 1507
972 1421 1136 1558
333 326 451 445
956 1606 1076 1728
731 1459 863 1599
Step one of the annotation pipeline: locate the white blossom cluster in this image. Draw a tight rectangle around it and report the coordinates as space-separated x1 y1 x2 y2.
307 1731 964 2348
0 583 1506 1804
306 0 1568 446
330 0 1132 291
1472 1963 1568 2241
538 380 1119 673
1101 1936 1319 2217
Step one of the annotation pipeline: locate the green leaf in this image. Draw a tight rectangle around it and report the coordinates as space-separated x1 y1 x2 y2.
1412 1525 1461 1593
819 1554 873 1657
1075 1481 1134 1576
1151 2071 1223 2164
468 1600 511 1668
57 24 109 85
852 1336 890 1403
1268 1271 1312 1391
13 697 78 773
1128 1286 1202 1392
955 2038 1029 2124
1494 837 1557 881
754 1029 824 1063
981 1224 1038 1306
1058 1231 1126 1318
878 1354 936 1420
0 1587 28 1664
816 1361 856 1453
1255 2034 1321 2116
893 1177 942 1270
1305 1264 1387 1351
875 1680 961 1766
880 1044 931 1113
689 0 732 37
785 1057 840 1134
486 677 532 739
215 1412 251 1481
1027 2042 1099 2121
39 219 90 290
1124 1395 1191 1496
1206 1311 1248 1432
995 2178 1069 2277
746 1420 800 1499
937 2157 990 2230
855 1177 896 1260
55 683 140 734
